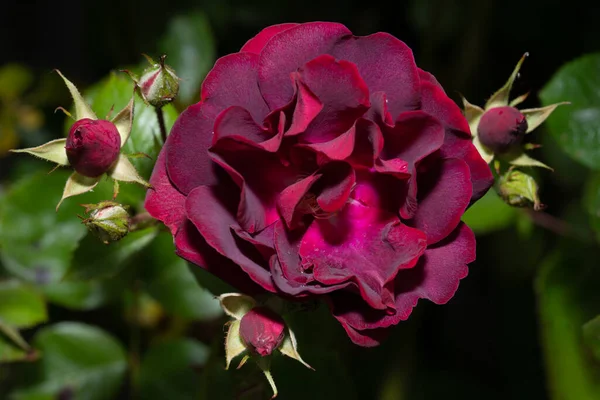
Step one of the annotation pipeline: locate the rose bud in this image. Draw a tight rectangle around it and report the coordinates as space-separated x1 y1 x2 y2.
239 307 286 357
497 168 543 211
65 118 121 177
80 201 130 244
477 106 528 154
127 54 179 108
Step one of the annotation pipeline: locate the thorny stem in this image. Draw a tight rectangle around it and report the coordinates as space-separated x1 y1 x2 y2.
524 209 592 243
156 107 167 143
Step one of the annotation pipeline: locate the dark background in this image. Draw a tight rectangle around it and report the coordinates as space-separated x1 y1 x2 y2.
1 0 599 399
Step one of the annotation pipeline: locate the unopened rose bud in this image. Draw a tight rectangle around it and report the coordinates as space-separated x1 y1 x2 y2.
81 201 130 244
497 169 543 210
130 55 179 108
477 106 528 154
239 307 286 357
65 118 121 177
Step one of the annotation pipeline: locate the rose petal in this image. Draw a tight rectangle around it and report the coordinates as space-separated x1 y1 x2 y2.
347 119 384 169
381 110 445 166
277 174 322 230
379 110 445 219
330 222 474 335
258 22 352 109
299 201 427 310
201 52 270 123
167 52 269 194
440 133 494 203
331 33 420 118
408 158 472 245
297 55 370 143
295 125 356 162
174 218 266 295
363 92 394 127
145 146 186 235
315 162 356 213
284 78 324 137
241 23 300 53
419 79 493 202
213 106 282 152
186 185 276 292
165 103 219 194
272 221 353 296
210 138 299 233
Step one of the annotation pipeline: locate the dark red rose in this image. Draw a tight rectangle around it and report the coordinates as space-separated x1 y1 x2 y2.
240 307 286 356
478 106 528 154
145 22 493 346
65 118 121 177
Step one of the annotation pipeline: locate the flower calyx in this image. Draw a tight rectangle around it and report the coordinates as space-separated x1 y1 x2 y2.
10 70 151 210
218 293 313 399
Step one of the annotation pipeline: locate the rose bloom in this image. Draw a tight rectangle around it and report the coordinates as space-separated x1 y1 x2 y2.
146 22 493 346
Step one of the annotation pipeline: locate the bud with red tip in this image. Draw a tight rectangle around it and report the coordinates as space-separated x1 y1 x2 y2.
66 119 121 177
240 307 286 357
218 293 313 398
477 106 528 154
125 54 179 108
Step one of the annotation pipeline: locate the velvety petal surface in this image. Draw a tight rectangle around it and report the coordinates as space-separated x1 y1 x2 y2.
166 52 269 194
299 201 427 310
298 55 370 143
258 22 352 109
145 146 186 235
240 23 300 54
186 185 276 292
330 222 475 344
408 158 471 245
331 33 420 118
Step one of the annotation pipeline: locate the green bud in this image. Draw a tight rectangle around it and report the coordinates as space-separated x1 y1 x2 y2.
127 54 179 108
497 169 543 211
80 201 130 244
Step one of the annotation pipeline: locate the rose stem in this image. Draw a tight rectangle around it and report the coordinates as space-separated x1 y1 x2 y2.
155 107 167 143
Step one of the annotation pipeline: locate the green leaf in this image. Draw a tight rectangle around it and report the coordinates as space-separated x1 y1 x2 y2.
462 190 518 235
583 172 600 241
138 339 209 400
9 322 127 400
83 72 178 205
540 53 600 170
0 171 89 284
0 280 47 328
43 280 123 311
142 232 222 320
535 245 600 399
158 11 216 105
0 334 30 363
583 315 600 362
66 227 158 281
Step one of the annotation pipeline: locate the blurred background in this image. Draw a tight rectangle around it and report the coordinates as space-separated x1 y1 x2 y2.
1 0 600 399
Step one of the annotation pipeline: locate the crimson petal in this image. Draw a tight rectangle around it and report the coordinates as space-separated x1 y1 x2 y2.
240 23 300 54
210 138 299 233
408 158 471 245
331 33 420 118
186 185 276 292
299 201 427 310
174 219 266 295
330 222 474 335
258 22 352 109
166 52 269 194
145 146 186 235
297 55 370 143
